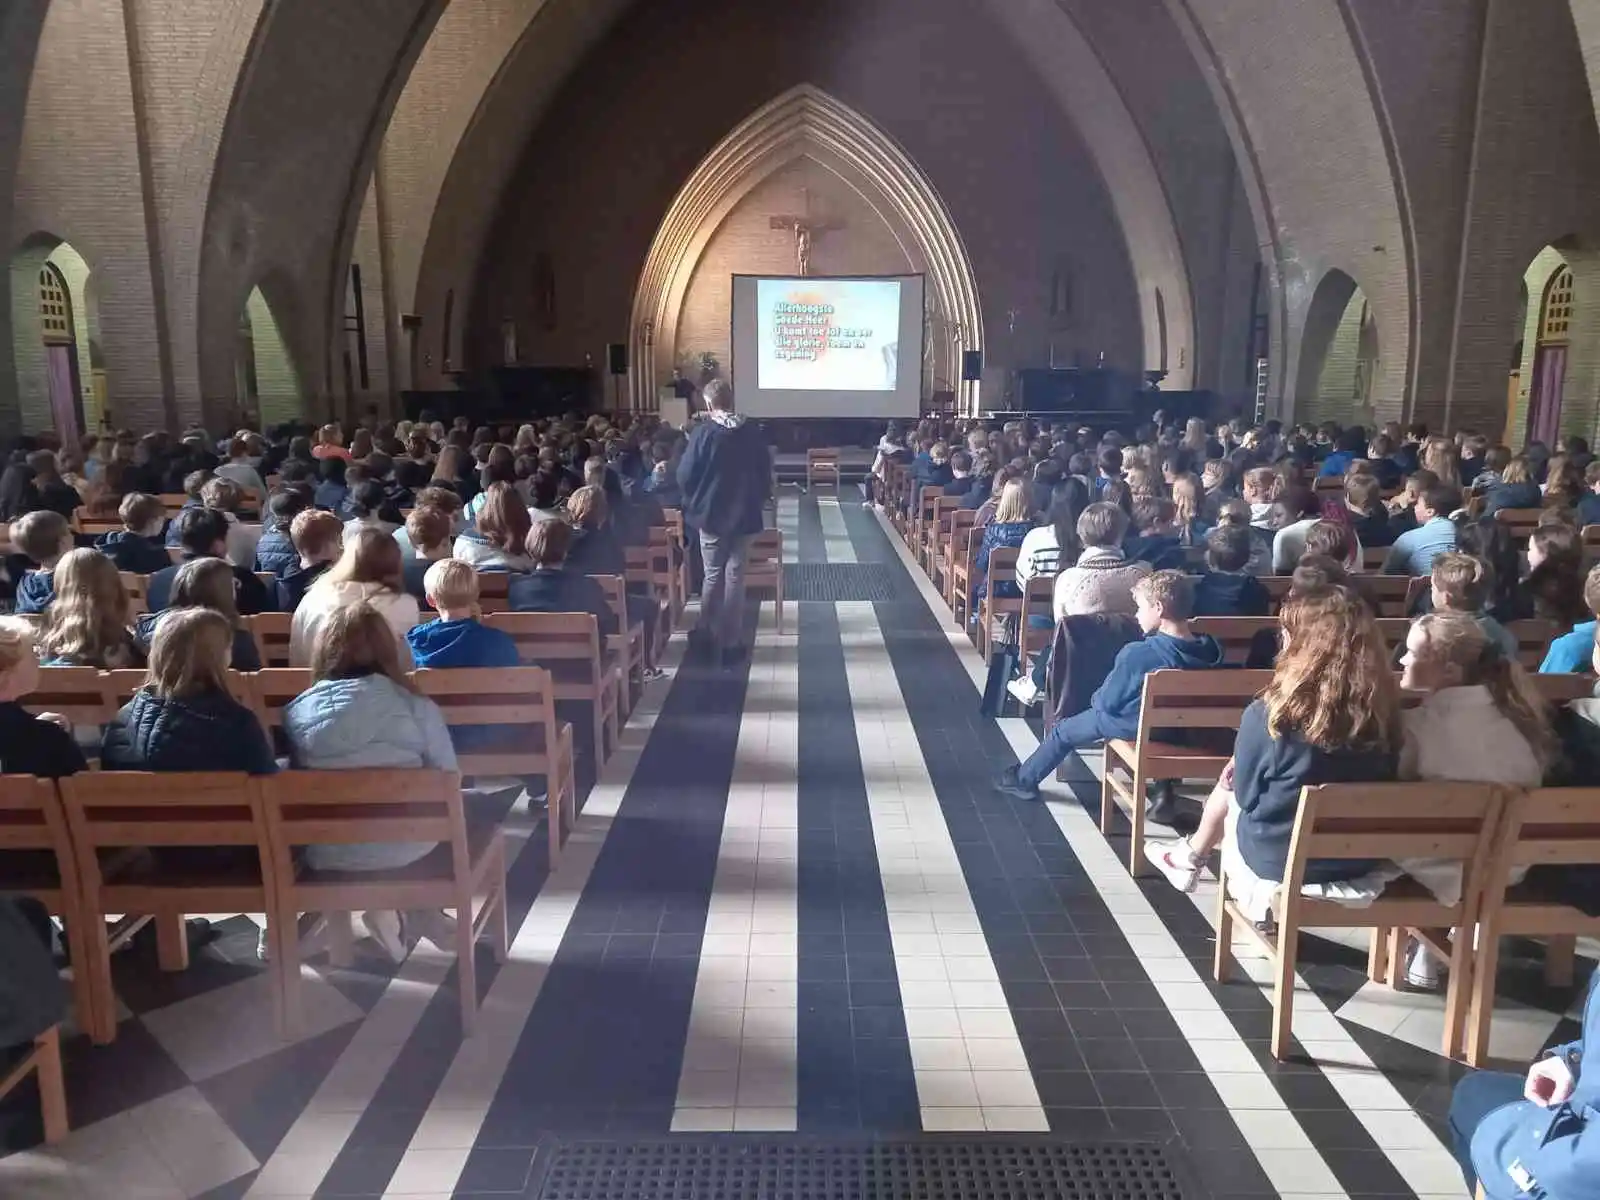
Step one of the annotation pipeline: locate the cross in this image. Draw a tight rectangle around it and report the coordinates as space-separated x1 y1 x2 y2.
769 188 843 277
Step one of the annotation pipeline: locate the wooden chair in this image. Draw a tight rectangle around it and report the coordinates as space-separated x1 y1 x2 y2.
1348 573 1426 618
1261 576 1294 609
24 667 118 730
58 771 282 1043
0 1024 67 1144
1493 507 1544 545
919 496 959 571
261 769 507 1035
476 571 511 615
806 447 842 492
1104 669 1269 876
1011 573 1056 690
0 776 101 1044
937 509 978 603
412 668 577 863
243 612 294 667
243 667 313 732
648 526 684 628
486 612 621 765
595 574 647 694
661 507 690 608
949 524 981 629
1190 617 1280 665
976 546 1023 661
744 529 785 633
158 494 189 514
1361 545 1390 570
1215 782 1504 1060
1462 787 1600 1065
910 486 944 555
1504 619 1558 670
74 508 120 537
1532 672 1596 706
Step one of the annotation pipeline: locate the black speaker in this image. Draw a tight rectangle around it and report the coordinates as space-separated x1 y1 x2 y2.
962 349 984 382
606 342 628 375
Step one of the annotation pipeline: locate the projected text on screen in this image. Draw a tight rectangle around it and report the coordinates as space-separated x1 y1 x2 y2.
756 278 900 392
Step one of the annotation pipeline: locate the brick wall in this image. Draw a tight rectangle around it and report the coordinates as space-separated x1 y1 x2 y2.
0 0 49 438
246 286 300 427
467 0 1142 395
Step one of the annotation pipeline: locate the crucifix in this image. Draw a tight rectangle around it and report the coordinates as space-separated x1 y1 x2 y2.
769 187 842 277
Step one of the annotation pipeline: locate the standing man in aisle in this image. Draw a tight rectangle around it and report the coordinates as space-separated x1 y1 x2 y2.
677 379 771 667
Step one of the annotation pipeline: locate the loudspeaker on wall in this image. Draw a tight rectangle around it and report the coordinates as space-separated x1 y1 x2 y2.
962 349 984 382
606 343 628 375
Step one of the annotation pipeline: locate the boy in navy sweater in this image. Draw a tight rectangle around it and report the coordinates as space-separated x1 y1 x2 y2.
12 509 73 614
996 570 1224 801
94 493 172 575
1191 525 1271 616
407 560 520 669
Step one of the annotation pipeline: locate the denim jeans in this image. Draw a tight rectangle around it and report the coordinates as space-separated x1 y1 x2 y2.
1016 708 1115 788
699 530 753 649
1447 1070 1524 1196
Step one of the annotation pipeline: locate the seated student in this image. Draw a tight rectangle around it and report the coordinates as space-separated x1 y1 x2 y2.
1578 459 1600 528
11 509 73 614
1363 434 1403 490
1541 563 1600 672
0 615 86 776
164 469 211 547
1192 524 1271 617
1269 488 1329 572
199 476 259 569
1480 453 1543 519
1213 498 1272 577
1052 502 1151 620
1170 474 1207 547
1391 611 1553 988
25 450 81 520
406 559 520 668
1341 473 1394 550
995 571 1223 802
1143 586 1399 893
284 602 458 960
1386 468 1438 540
1426 551 1518 661
1468 443 1511 494
148 507 272 615
276 508 343 611
214 437 266 503
290 527 419 667
1241 465 1283 530
451 482 533 573
1383 482 1459 575
565 484 630 577
1316 428 1365 478
39 548 143 669
313 455 349 513
103 606 275 773
1123 498 1187 570
508 517 618 638
341 480 397 542
393 485 464 558
1448 971 1599 1200
1092 445 1124 497
1520 522 1590 631
1200 459 1235 522
134 557 262 670
971 481 1033 614
1017 483 1087 585
400 505 453 601
253 488 312 576
90 492 170 575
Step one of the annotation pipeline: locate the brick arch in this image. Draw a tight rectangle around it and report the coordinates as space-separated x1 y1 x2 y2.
627 86 983 411
1293 268 1361 418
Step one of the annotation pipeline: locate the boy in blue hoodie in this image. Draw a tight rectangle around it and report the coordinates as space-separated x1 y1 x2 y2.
995 570 1224 801
94 493 172 575
11 509 73 614
407 559 520 669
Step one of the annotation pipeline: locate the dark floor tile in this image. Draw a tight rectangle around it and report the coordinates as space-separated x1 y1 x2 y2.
1093 1072 1162 1109
1033 1071 1101 1108
456 1146 538 1193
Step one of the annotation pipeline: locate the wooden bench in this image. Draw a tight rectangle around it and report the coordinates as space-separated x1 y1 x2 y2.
261 769 507 1035
1214 781 1504 1060
243 612 293 667
476 571 511 614
937 509 978 606
1504 618 1559 670
744 529 785 634
1104 668 1268 876
1493 506 1545 545
949 523 981 629
411 667 577 865
595 573 648 700
976 545 1022 661
1192 616 1412 665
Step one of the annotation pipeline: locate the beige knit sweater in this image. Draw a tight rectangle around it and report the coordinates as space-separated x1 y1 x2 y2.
1051 547 1152 622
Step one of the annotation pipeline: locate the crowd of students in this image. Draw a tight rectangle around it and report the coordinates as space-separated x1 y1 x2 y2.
0 409 700 956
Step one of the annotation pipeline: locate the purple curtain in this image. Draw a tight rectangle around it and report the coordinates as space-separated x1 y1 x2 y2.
1527 343 1567 448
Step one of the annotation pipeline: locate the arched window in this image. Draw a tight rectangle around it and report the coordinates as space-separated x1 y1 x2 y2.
1539 266 1574 344
38 265 72 344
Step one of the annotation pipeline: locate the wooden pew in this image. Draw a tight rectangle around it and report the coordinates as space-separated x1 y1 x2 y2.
487 612 620 766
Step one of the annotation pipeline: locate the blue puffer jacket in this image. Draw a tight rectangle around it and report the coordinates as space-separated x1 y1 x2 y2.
100 689 277 775
282 674 458 872
1472 973 1600 1199
95 530 171 575
254 526 297 576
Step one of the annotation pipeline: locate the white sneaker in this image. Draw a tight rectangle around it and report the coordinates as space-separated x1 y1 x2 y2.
1006 677 1041 707
404 908 459 953
1404 942 1442 991
361 909 406 962
1143 838 1202 892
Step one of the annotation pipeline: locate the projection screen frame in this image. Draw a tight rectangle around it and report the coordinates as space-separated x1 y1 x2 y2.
730 272 926 418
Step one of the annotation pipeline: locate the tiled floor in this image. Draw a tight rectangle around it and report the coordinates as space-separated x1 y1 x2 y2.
1 489 1593 1199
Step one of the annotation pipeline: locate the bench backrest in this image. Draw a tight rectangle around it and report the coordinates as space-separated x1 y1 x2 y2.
411 667 560 776
244 612 293 667
261 768 464 869
486 611 602 685
1493 787 1600 870
1134 668 1270 739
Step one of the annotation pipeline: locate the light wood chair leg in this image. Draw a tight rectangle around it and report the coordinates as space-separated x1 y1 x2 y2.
1443 922 1476 1060
155 912 189 972
1367 926 1390 983
1270 924 1299 1060
81 909 117 1044
1384 926 1405 990
1099 761 1117 835
547 772 563 864
325 911 355 969
1466 929 1503 1067
263 914 291 1037
275 898 305 1039
455 888 479 1035
1212 875 1234 982
1127 769 1149 877
33 1026 68 1144
492 849 510 965
1544 934 1577 988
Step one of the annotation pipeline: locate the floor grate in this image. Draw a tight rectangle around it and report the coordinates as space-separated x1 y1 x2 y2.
528 1137 1199 1199
782 563 899 602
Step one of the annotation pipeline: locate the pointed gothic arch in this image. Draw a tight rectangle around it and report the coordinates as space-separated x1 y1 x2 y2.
629 85 983 411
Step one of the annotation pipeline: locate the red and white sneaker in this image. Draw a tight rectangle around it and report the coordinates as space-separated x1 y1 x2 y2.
1143 837 1203 893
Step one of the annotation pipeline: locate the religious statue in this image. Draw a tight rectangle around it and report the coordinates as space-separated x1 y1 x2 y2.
770 186 840 277
795 224 812 278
